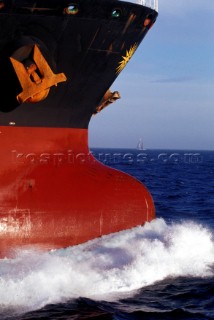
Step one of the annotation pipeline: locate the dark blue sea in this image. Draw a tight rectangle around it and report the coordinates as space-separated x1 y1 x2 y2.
1 149 214 320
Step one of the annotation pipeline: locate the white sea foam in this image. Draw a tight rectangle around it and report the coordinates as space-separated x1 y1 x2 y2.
0 218 214 315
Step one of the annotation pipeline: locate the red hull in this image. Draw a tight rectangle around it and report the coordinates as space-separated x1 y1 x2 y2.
0 126 155 258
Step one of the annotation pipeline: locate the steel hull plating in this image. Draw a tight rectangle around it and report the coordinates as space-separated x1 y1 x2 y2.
0 126 154 257
0 0 158 258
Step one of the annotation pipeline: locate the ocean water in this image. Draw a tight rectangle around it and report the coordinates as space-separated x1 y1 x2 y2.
0 149 213 320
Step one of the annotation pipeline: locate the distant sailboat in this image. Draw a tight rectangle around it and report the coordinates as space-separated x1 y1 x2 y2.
137 138 145 150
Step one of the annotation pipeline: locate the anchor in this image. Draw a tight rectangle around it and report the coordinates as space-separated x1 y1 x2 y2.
10 44 67 104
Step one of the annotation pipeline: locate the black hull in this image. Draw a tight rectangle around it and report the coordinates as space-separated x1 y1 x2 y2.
0 0 157 128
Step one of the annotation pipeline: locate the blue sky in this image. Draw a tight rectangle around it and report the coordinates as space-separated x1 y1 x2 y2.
89 0 214 150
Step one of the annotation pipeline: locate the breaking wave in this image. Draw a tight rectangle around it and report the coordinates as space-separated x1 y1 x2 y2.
0 218 214 316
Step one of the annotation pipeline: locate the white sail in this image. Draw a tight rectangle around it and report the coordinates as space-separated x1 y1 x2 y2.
137 138 144 150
